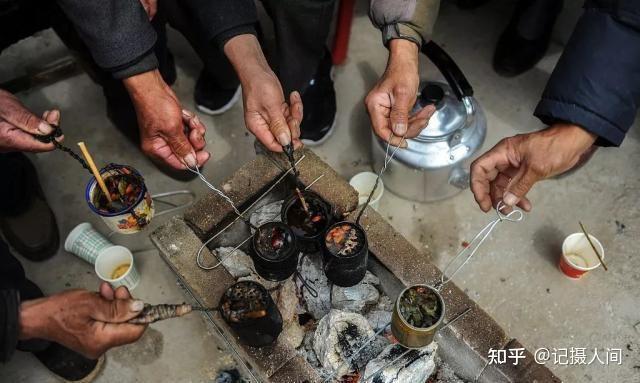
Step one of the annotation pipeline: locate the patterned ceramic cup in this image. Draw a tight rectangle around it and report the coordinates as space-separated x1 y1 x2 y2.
64 222 114 264
95 245 140 290
85 164 154 234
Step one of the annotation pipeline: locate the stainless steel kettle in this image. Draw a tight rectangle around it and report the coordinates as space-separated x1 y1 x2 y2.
371 41 486 202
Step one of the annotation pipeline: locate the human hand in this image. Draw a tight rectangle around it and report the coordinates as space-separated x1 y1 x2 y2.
365 39 436 147
123 70 209 170
139 0 157 20
224 34 303 152
18 283 146 359
0 90 62 152
470 123 598 212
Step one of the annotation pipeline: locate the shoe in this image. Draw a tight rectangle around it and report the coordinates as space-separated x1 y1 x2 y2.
300 49 337 146
194 70 242 116
0 153 59 261
34 342 104 383
493 0 563 77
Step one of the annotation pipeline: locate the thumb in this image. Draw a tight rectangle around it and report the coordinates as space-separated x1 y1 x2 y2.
503 165 540 207
268 108 292 146
92 298 145 323
3 101 54 136
165 129 197 168
390 87 414 136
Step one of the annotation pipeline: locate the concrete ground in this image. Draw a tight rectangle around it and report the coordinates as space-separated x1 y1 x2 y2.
1 0 639 382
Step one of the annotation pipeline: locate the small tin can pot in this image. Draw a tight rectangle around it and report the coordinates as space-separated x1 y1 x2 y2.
219 281 283 347
391 284 446 349
250 222 299 281
281 191 332 253
85 164 154 234
322 221 368 287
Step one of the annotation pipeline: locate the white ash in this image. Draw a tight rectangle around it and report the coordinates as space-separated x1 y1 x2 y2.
365 310 392 332
376 296 394 312
301 332 321 368
432 355 468 383
331 282 380 313
313 310 388 377
249 200 283 232
215 247 253 279
363 342 437 383
297 253 331 319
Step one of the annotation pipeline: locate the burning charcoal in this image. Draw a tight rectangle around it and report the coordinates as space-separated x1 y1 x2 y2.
399 286 442 328
362 343 438 383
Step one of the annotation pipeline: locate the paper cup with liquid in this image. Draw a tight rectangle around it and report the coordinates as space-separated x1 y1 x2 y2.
559 233 605 279
85 164 154 234
95 245 140 290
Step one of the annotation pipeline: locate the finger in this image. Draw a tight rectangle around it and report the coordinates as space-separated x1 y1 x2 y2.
406 105 436 138
504 165 540 208
188 126 206 151
389 86 415 136
498 167 532 212
96 322 147 351
469 141 514 212
44 109 60 126
252 126 282 152
92 297 145 323
114 286 132 300
163 131 197 169
3 127 56 152
183 110 206 137
292 138 304 150
195 150 210 166
368 104 407 147
99 282 115 301
490 172 511 211
267 107 292 146
1 100 54 135
287 91 303 140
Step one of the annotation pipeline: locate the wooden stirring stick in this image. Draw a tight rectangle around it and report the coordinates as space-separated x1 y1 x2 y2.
579 221 608 271
77 142 112 203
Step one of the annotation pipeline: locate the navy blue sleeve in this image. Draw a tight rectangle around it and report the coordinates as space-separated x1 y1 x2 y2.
181 0 258 49
534 7 640 146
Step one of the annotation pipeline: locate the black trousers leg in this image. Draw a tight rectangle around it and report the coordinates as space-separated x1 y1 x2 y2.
260 0 336 95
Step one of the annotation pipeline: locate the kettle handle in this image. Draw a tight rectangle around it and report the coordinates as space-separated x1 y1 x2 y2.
421 41 473 101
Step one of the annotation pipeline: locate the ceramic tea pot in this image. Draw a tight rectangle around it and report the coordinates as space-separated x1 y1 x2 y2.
371 41 486 202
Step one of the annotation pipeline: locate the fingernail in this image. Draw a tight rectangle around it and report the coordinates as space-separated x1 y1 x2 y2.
393 123 407 135
182 109 193 118
130 300 144 312
193 116 201 126
277 132 291 146
38 121 54 135
503 192 520 206
184 153 197 168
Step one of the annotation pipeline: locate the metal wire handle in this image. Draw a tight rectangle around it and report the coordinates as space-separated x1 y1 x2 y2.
435 201 524 290
356 132 406 224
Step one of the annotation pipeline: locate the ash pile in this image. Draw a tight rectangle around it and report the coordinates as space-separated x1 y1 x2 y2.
214 200 466 382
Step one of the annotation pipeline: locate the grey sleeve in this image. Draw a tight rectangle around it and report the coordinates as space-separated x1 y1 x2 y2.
55 0 158 77
369 0 440 47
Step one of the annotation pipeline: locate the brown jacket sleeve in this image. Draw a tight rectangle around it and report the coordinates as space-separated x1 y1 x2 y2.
369 0 440 47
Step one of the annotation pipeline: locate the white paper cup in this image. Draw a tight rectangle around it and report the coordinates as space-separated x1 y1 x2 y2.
560 233 605 279
95 245 140 290
350 172 384 210
64 222 114 264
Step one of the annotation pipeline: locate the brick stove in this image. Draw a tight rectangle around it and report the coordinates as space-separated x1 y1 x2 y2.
150 149 559 383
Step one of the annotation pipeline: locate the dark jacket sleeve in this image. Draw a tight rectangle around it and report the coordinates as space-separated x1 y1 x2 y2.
0 290 20 363
181 0 258 49
534 2 640 146
55 0 158 79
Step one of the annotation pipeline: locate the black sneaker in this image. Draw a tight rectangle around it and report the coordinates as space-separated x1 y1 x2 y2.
299 50 337 146
34 342 104 382
194 70 242 116
493 0 563 77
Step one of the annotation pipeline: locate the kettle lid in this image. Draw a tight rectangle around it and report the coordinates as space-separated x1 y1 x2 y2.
413 81 475 140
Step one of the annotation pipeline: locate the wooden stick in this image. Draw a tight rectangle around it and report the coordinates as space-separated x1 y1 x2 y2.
579 221 608 271
77 142 112 202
